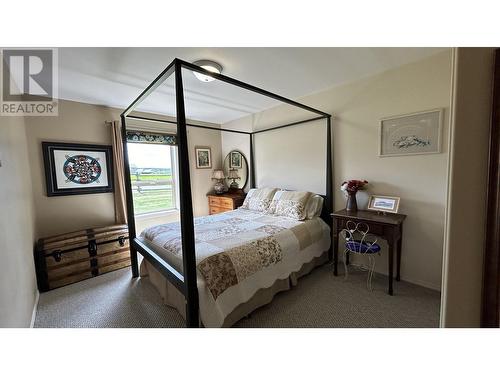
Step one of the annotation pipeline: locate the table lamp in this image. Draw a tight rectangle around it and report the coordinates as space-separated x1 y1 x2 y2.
227 168 241 190
211 169 226 194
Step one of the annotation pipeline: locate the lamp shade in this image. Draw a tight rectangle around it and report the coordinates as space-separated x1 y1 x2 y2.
228 169 240 179
212 169 225 179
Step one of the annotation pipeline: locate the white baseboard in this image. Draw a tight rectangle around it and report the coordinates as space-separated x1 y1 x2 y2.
402 277 441 291
30 291 39 328
344 261 442 291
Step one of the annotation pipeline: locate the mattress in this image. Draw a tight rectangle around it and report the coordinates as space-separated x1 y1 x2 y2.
138 208 331 327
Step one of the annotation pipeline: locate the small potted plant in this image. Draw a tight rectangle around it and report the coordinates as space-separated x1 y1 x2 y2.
340 179 368 212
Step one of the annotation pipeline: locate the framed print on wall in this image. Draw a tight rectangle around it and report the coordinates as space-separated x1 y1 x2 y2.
195 146 212 169
367 195 400 214
379 108 443 157
42 142 114 196
229 151 242 169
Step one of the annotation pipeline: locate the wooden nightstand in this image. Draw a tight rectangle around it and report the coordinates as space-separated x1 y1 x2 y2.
207 190 246 215
331 209 407 295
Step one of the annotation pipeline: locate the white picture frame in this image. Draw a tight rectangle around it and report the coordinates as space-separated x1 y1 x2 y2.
195 146 212 169
367 195 400 214
379 108 443 157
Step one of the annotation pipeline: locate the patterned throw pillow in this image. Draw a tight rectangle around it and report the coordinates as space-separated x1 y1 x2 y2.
240 188 278 212
267 190 313 221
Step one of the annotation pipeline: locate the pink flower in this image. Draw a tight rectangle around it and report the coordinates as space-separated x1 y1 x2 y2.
340 179 368 194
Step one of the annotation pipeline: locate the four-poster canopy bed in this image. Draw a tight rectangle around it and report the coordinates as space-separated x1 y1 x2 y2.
120 58 334 327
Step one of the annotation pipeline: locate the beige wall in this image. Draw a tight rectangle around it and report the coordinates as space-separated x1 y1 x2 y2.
441 48 495 327
225 51 453 290
24 99 222 238
187 126 223 216
25 100 117 238
252 120 327 194
221 131 252 191
0 115 38 327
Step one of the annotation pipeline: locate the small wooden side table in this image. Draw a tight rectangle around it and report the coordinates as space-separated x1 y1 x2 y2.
331 209 407 295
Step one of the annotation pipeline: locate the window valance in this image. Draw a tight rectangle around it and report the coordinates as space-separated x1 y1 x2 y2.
126 131 177 145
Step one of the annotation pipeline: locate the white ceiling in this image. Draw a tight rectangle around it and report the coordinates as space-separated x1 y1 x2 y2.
58 47 448 124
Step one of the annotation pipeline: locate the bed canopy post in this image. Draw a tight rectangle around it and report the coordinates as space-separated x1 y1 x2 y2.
325 116 334 264
249 133 256 189
120 57 335 327
120 114 139 277
174 60 200 328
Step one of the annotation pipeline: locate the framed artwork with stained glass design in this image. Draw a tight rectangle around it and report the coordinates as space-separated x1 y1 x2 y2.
42 142 114 196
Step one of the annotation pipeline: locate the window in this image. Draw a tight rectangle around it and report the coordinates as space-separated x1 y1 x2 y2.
127 142 177 215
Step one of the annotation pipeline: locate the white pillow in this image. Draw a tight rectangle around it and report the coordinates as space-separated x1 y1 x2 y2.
240 187 278 212
305 195 324 219
267 190 313 220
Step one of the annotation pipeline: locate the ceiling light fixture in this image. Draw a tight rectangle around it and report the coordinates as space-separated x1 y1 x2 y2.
192 59 223 82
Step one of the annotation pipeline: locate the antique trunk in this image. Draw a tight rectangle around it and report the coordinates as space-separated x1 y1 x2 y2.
35 225 130 292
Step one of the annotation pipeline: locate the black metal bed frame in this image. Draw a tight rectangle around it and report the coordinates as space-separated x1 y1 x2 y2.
120 58 333 327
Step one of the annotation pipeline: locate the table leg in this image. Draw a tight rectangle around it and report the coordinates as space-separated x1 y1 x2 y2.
388 239 394 296
396 226 402 282
333 231 339 276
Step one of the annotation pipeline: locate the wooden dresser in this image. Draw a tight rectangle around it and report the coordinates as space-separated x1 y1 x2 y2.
207 191 246 215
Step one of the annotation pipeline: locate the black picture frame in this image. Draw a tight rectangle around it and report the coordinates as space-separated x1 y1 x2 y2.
42 141 114 196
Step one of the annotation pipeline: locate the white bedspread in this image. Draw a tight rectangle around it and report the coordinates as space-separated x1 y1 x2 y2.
139 208 331 327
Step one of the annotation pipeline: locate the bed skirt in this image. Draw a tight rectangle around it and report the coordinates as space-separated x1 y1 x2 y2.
139 252 329 327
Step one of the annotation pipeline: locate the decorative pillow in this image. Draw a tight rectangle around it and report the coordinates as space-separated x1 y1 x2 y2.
267 190 313 220
240 188 278 212
305 195 324 219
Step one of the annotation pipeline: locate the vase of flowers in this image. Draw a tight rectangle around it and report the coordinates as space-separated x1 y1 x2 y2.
340 179 368 212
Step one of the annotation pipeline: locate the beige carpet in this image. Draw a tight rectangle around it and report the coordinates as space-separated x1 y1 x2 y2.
35 264 440 328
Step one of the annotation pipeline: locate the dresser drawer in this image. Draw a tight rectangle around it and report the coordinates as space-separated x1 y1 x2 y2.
219 197 234 209
210 206 229 215
209 196 234 209
209 196 221 206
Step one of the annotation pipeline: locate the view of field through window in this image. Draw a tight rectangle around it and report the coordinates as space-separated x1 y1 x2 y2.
127 143 176 215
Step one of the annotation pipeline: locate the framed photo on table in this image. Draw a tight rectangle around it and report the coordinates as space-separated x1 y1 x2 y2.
379 109 443 157
195 146 212 169
367 195 400 214
42 142 114 196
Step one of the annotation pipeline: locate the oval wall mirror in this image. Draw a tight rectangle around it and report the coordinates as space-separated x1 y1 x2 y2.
223 150 248 191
